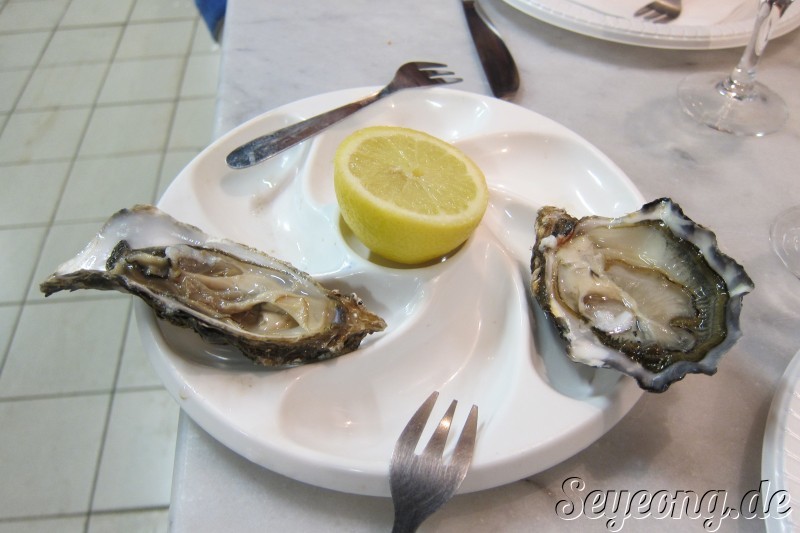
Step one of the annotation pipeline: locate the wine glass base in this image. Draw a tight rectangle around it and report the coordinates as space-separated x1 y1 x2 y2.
678 72 788 137
771 206 800 279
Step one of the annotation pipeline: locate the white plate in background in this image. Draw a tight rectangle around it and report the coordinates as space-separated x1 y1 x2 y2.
762 348 800 532
503 0 800 49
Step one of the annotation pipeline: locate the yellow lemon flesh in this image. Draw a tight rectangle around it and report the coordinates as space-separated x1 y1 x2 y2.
334 126 489 265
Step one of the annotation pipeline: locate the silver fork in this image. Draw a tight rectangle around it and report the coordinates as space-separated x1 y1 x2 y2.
633 0 682 22
226 62 462 169
389 391 478 533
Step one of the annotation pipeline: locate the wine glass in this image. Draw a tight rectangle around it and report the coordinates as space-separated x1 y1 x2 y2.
677 0 795 136
772 206 800 278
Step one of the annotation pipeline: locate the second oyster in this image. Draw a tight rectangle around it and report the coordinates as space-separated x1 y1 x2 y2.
530 198 754 392
40 205 387 367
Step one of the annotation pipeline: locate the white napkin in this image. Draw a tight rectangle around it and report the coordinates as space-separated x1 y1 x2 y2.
568 0 750 25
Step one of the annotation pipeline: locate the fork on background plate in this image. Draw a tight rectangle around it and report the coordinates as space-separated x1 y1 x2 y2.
389 391 478 533
634 0 682 22
225 62 462 169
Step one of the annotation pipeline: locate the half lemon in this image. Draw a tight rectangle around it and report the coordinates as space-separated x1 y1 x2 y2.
333 126 489 264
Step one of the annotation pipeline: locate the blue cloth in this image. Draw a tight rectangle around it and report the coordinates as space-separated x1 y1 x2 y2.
195 0 227 40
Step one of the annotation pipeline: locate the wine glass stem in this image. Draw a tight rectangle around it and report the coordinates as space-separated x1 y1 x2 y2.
724 0 781 97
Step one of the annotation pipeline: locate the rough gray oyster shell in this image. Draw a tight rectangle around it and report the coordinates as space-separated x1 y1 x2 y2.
40 205 387 367
530 198 754 393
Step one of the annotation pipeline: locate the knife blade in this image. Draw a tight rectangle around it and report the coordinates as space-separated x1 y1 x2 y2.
461 0 520 100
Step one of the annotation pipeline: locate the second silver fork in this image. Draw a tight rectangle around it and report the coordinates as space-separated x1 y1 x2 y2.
634 0 682 23
225 62 461 169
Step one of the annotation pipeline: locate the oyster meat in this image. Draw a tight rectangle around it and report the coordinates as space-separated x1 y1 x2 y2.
40 205 387 367
530 198 754 392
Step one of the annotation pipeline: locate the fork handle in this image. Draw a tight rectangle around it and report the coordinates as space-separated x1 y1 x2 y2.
226 91 382 169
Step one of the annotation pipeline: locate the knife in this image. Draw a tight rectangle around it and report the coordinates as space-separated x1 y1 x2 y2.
461 0 520 100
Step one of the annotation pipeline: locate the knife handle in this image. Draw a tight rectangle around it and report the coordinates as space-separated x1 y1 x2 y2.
462 0 520 100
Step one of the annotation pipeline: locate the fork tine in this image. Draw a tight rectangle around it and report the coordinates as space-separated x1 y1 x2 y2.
395 391 439 454
432 76 464 85
644 11 671 22
422 400 457 457
411 61 448 70
424 70 456 78
635 9 668 22
452 405 478 465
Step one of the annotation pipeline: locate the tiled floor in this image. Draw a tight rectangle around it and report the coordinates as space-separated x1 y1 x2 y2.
0 0 220 530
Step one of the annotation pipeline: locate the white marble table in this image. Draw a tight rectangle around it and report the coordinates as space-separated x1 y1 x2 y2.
167 0 800 531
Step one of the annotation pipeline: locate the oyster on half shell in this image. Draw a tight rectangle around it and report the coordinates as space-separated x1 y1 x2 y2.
530 198 754 393
40 205 387 367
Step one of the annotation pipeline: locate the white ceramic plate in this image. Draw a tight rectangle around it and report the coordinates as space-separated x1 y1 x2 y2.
762 348 800 532
503 0 800 49
138 87 645 497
